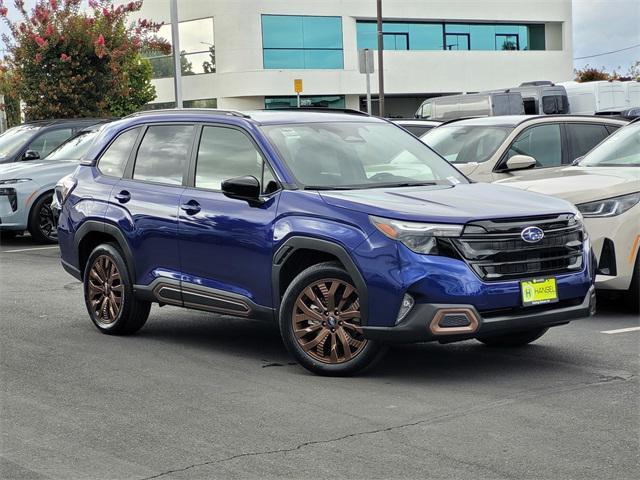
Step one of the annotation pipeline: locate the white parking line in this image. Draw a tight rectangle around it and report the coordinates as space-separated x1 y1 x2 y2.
601 326 640 334
2 246 59 253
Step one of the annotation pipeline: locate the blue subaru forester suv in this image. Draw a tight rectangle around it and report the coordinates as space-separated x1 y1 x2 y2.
57 109 595 376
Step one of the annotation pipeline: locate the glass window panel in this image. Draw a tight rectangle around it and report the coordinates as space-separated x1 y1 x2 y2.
303 49 343 69
181 52 216 74
383 23 409 33
496 34 519 50
263 49 305 69
566 124 609 161
28 129 73 158
518 25 529 50
508 124 561 167
98 128 139 177
356 22 377 50
445 34 469 50
133 125 194 185
264 96 345 109
446 24 470 34
183 98 218 108
262 15 303 49
178 18 214 53
302 16 342 48
469 24 496 50
408 23 443 50
196 127 264 191
529 24 545 50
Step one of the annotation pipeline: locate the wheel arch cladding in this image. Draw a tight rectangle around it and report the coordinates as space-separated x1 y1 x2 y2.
75 221 136 281
272 236 369 325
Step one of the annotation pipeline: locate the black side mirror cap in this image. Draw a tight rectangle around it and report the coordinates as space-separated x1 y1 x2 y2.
23 150 40 161
221 175 262 204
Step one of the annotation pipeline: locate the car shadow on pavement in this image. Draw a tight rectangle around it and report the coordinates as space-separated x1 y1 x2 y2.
137 311 578 382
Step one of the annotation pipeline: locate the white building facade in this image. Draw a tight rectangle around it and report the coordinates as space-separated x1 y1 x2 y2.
136 0 573 116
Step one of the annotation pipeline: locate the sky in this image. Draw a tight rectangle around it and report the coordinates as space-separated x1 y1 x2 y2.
1 0 639 74
572 0 640 74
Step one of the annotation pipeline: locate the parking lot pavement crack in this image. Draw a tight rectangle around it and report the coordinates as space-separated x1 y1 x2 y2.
139 373 636 480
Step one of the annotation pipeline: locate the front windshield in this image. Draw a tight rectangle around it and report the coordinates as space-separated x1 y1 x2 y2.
45 129 101 161
422 125 512 164
261 122 468 189
579 124 640 167
0 125 41 158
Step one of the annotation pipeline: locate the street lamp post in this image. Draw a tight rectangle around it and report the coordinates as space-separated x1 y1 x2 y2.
376 0 385 117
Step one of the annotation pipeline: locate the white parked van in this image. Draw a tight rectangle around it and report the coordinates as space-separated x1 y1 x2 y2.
559 80 640 115
415 92 524 121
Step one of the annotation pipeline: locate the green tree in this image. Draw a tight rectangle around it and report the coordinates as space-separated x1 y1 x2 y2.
0 64 21 127
0 0 170 119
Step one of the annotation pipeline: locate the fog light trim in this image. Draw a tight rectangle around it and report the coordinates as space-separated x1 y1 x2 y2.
395 294 415 325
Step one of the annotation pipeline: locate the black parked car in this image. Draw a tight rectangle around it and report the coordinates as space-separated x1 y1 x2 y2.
0 118 108 164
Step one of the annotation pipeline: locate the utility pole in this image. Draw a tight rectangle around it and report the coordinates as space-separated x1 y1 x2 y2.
376 0 385 117
170 0 183 108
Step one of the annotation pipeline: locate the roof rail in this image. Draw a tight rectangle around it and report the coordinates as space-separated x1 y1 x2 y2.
125 108 251 119
267 107 370 116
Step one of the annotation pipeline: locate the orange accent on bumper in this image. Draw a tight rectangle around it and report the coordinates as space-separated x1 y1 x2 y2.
629 235 640 264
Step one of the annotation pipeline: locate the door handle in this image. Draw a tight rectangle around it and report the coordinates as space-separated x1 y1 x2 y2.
180 199 201 215
114 190 130 203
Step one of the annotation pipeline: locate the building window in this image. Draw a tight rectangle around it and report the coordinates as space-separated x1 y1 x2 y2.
142 98 218 110
262 15 343 69
265 95 345 109
356 21 546 51
145 18 215 79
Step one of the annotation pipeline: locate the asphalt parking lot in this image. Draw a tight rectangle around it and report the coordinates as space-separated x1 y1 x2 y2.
1 235 638 480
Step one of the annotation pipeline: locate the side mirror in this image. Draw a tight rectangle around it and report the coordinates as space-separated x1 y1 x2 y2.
221 175 262 203
23 150 40 161
506 155 536 171
571 156 583 166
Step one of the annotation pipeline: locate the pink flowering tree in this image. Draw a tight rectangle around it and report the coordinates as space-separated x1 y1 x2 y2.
0 0 170 119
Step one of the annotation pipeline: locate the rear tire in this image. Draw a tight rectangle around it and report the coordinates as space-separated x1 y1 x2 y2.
477 328 548 348
28 192 57 244
279 262 386 376
83 243 150 335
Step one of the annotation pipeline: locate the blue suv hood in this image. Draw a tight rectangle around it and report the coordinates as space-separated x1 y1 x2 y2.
319 183 577 223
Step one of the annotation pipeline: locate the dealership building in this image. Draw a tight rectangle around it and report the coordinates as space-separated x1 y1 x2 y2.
133 0 574 117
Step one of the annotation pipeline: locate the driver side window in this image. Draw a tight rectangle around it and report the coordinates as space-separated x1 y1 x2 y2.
507 124 562 168
196 126 278 194
27 128 73 159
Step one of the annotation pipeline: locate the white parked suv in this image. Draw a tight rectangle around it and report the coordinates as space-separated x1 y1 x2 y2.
497 120 640 309
421 115 627 182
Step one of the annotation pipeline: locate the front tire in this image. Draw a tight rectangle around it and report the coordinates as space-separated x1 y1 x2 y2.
83 244 150 335
28 192 57 243
624 251 639 313
477 327 548 348
279 262 385 376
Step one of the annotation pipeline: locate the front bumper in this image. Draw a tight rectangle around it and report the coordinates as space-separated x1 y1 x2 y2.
586 204 640 291
362 286 595 343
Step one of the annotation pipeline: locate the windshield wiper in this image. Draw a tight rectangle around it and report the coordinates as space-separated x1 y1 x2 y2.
303 185 360 190
372 181 438 188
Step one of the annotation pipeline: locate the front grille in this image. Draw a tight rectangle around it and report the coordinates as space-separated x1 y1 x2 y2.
452 214 584 281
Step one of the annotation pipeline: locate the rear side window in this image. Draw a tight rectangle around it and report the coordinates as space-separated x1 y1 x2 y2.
507 124 562 167
542 95 569 114
98 128 140 177
402 125 434 137
133 125 195 185
565 123 610 162
28 128 73 158
195 126 276 193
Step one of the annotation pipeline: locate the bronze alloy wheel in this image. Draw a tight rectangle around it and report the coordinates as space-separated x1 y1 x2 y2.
38 202 57 241
292 278 367 364
87 255 123 325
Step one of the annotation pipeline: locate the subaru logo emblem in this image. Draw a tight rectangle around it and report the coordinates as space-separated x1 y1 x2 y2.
521 226 544 243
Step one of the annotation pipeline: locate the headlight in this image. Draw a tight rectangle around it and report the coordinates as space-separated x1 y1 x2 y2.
576 192 640 218
370 215 463 254
0 178 31 184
